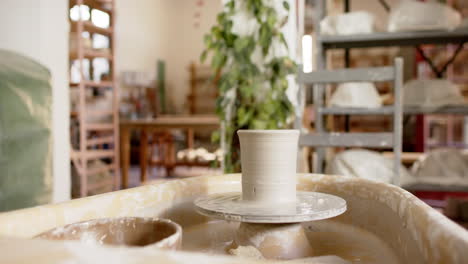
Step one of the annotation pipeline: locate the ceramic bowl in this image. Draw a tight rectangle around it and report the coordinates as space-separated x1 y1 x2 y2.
34 217 182 250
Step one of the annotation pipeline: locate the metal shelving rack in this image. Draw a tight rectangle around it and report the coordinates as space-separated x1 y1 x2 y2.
312 0 468 174
69 0 119 197
320 29 468 49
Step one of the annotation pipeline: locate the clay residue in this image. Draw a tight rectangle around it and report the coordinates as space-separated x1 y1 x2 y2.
229 245 264 259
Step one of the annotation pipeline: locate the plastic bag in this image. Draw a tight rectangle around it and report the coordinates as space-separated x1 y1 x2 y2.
320 11 375 35
329 82 382 108
388 0 461 32
403 79 466 108
326 149 412 185
405 149 468 188
0 49 53 211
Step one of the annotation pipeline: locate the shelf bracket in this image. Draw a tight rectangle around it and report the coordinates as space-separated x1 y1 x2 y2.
416 43 465 78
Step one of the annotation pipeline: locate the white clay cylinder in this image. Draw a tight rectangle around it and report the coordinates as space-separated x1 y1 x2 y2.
238 130 299 205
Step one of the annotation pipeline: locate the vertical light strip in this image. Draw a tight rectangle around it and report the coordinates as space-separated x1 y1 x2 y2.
302 34 313 73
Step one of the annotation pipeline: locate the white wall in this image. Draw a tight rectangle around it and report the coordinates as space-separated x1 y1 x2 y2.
164 0 222 113
115 0 221 113
0 0 71 203
115 0 173 105
115 0 172 74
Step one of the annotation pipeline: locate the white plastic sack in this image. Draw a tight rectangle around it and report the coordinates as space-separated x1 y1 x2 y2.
388 0 461 32
329 82 382 108
460 18 468 29
403 79 466 108
404 149 468 188
326 149 412 184
320 11 375 35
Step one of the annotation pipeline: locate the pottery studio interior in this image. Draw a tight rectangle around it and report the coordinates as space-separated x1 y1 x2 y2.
2 0 468 263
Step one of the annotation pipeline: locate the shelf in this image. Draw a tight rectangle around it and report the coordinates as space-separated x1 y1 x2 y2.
87 110 114 117
70 81 113 88
71 21 112 36
87 123 114 131
300 132 394 148
70 0 113 13
70 49 112 60
86 136 115 146
85 49 112 60
404 184 468 192
404 105 468 114
318 106 468 115
425 142 468 148
319 29 468 50
71 149 115 160
86 150 115 159
87 178 115 190
69 0 117 198
84 80 113 87
383 151 423 165
86 163 116 176
150 159 212 167
319 106 394 115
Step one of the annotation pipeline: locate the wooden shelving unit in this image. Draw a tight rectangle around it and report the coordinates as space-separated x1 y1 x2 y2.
69 0 119 197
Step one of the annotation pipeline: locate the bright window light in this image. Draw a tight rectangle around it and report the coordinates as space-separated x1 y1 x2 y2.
70 5 90 21
93 34 110 49
93 58 110 81
302 35 313 73
91 9 110 28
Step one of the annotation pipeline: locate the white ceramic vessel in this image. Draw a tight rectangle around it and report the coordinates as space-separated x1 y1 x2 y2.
194 129 346 223
238 130 299 205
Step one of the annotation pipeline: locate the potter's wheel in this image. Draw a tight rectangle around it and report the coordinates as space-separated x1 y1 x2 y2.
193 130 348 260
195 191 346 223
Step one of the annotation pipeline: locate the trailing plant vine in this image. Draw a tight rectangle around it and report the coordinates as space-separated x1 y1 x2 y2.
201 0 296 172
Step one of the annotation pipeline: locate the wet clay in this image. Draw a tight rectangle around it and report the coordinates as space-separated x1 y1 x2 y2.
182 220 400 263
232 223 313 260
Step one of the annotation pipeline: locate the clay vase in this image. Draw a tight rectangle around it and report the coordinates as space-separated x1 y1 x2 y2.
237 130 300 205
35 217 182 250
235 130 313 259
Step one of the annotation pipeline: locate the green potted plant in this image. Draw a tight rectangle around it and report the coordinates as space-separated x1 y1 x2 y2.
202 0 296 172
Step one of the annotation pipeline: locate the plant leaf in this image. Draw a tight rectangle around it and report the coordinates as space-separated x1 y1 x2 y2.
211 130 220 143
200 50 207 63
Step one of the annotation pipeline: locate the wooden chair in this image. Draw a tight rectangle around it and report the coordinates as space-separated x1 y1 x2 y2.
187 62 219 115
135 85 175 179
148 131 175 177
296 58 404 185
184 63 219 161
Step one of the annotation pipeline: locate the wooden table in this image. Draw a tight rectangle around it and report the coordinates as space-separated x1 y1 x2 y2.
120 115 219 188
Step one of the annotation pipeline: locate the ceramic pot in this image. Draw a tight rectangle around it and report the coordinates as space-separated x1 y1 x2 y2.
237 129 300 205
35 217 182 250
